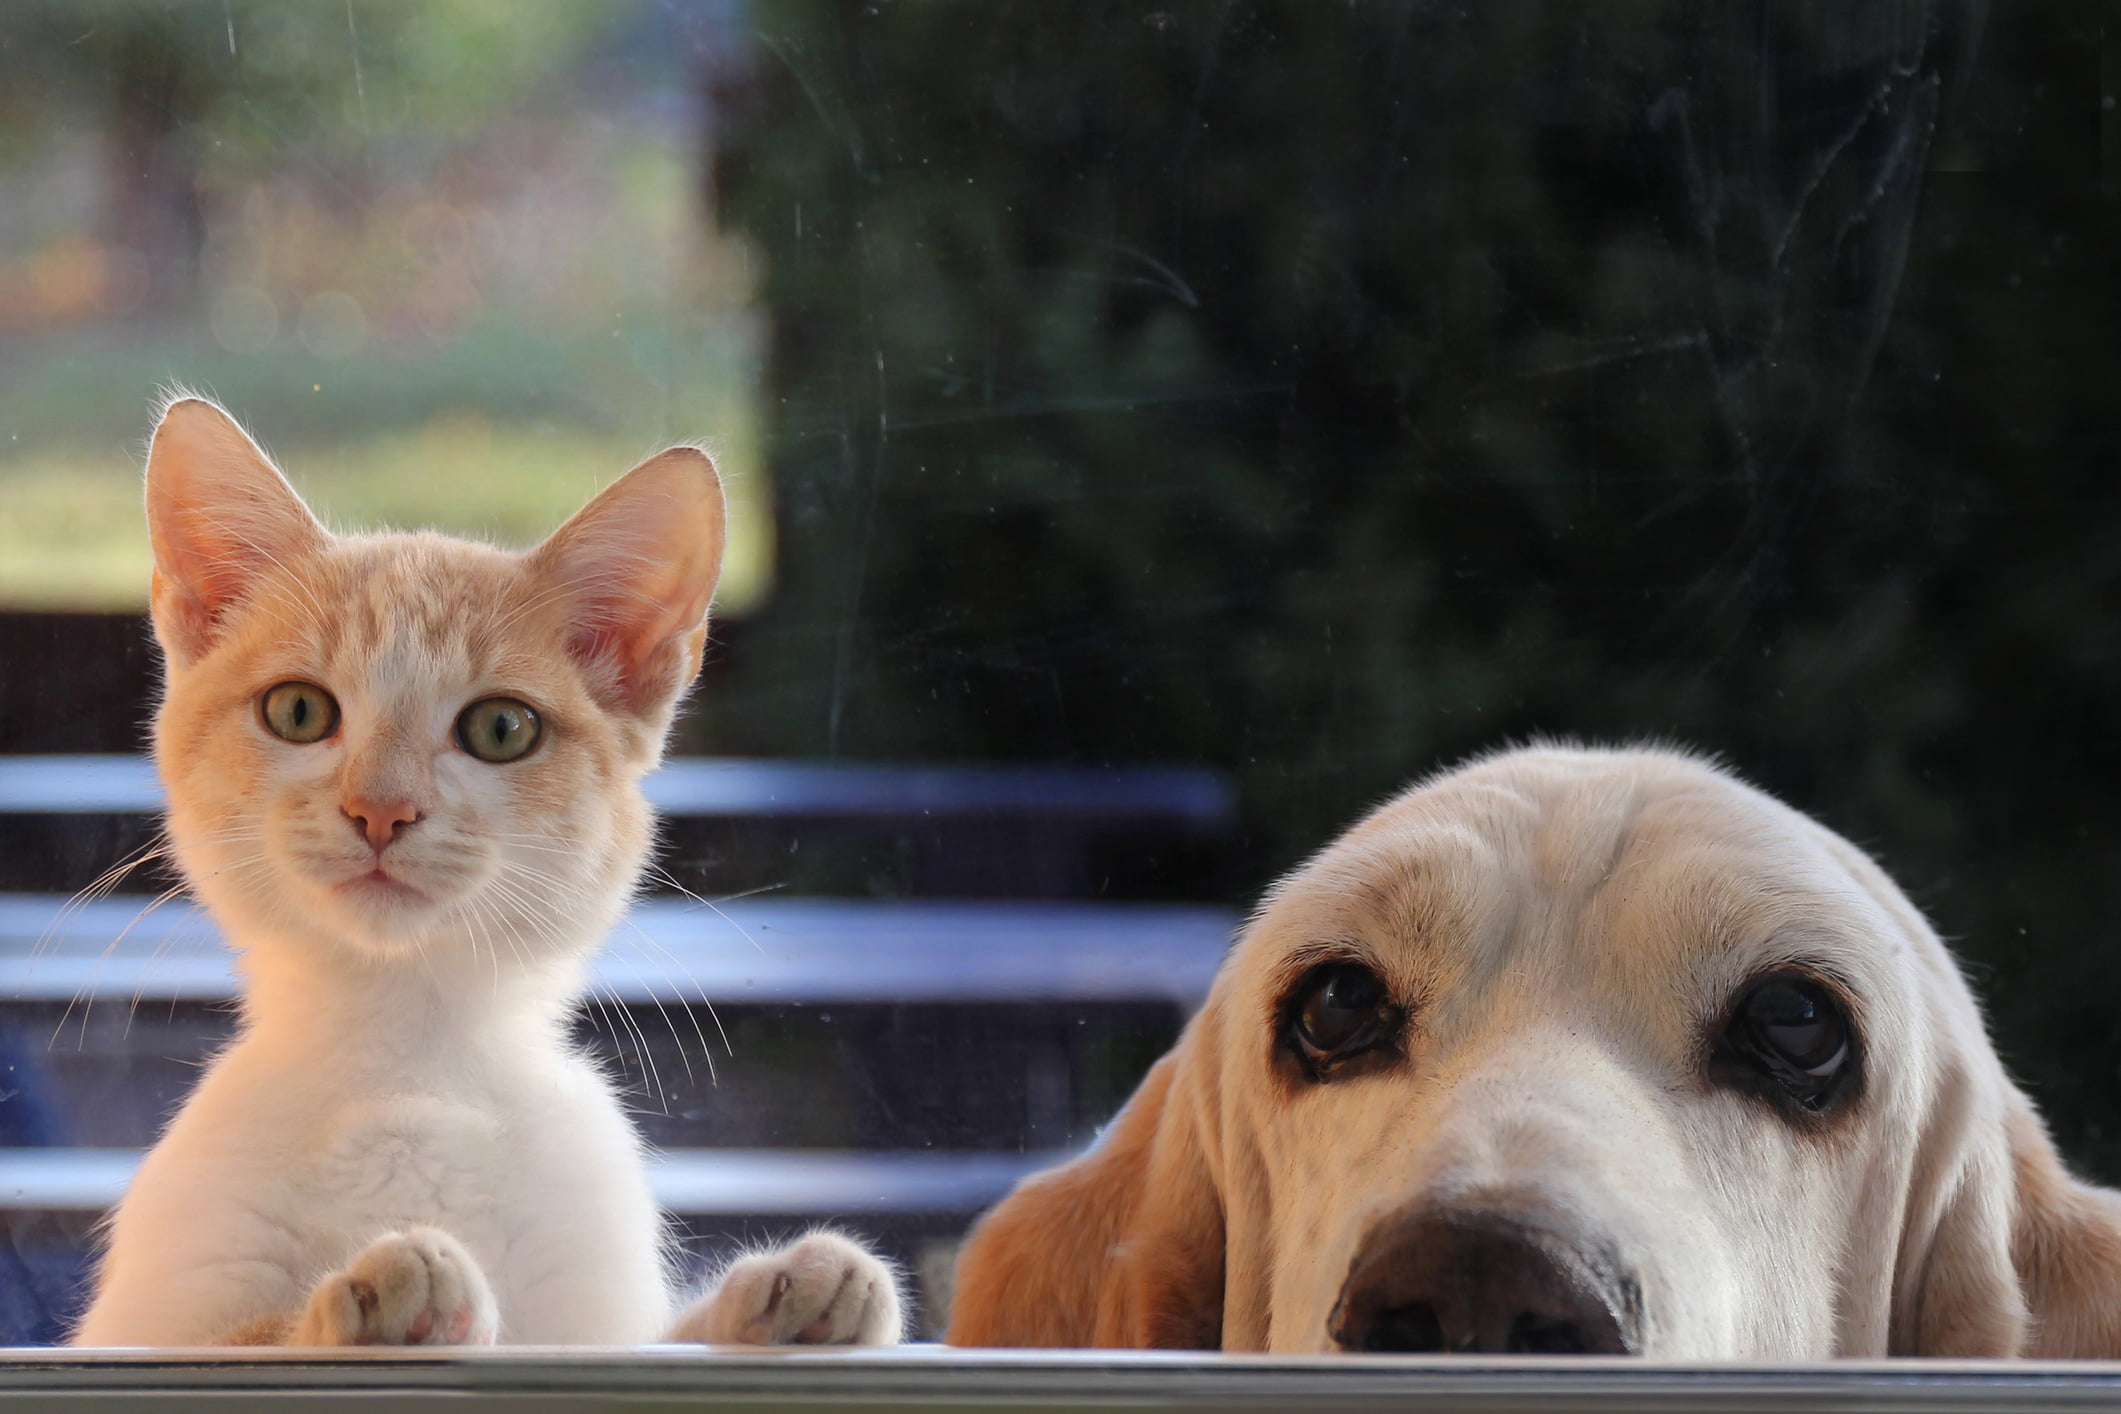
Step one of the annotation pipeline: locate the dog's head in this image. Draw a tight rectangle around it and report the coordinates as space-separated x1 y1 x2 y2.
949 745 2121 1357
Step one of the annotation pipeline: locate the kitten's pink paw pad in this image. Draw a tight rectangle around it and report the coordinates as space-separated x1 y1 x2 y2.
296 1227 499 1347
668 1231 903 1346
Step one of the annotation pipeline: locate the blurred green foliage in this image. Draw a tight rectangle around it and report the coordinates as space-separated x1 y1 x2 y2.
707 2 2119 1173
0 1 623 159
0 3 773 611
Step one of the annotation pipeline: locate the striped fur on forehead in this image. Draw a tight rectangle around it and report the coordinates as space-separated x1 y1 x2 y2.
199 536 669 778
266 537 541 688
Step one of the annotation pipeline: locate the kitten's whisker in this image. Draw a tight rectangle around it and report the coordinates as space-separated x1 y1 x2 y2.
449 891 505 1008
59 839 168 907
487 864 721 1085
126 890 208 1030
201 854 273 881
492 864 611 930
52 882 197 1051
32 837 173 974
647 869 788 913
594 980 670 1115
473 884 553 975
487 839 581 856
608 929 705 1089
480 874 565 960
498 858 744 1076
636 866 770 960
484 866 700 1100
475 895 513 1007
577 988 649 1108
618 924 732 1072
476 877 542 970
128 898 221 1036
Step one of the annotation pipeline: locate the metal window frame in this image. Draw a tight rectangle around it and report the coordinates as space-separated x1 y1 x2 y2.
3 1348 2120 1412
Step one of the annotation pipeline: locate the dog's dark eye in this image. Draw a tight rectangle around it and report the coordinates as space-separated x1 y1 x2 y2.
1720 975 1854 1112
1289 963 1396 1075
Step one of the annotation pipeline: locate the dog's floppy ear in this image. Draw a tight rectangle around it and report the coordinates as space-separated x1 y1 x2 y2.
948 1048 1226 1348
2002 1102 2121 1356
1894 1055 2031 1356
1900 1078 2121 1356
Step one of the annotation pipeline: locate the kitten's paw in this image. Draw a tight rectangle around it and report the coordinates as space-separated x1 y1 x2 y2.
668 1231 903 1346
292 1227 499 1346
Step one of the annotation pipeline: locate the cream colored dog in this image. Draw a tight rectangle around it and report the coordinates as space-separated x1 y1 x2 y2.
949 745 2121 1357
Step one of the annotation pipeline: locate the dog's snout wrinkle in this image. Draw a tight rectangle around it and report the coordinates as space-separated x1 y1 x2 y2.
1329 1209 1634 1356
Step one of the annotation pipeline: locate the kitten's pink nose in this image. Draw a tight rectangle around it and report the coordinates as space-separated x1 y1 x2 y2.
344 795 421 852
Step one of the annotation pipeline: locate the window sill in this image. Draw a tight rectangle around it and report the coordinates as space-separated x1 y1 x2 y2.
3 1345 2118 1411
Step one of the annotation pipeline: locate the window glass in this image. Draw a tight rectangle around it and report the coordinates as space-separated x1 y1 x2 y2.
0 0 2109 1384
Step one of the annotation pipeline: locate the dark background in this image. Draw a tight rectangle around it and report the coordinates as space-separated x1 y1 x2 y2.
689 1 2119 1170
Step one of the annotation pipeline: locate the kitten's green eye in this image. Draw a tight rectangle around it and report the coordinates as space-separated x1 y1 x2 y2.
456 697 542 763
259 682 339 744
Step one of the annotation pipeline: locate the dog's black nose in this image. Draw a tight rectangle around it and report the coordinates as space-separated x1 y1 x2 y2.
1328 1209 1634 1355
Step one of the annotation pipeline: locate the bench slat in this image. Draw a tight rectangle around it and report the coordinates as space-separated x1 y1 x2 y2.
0 756 1234 824
0 1146 1068 1215
0 894 1233 1005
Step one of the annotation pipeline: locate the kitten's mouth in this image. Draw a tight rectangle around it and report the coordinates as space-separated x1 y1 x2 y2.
337 866 427 903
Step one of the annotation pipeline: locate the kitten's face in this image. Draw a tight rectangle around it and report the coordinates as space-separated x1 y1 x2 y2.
160 537 649 960
143 398 724 968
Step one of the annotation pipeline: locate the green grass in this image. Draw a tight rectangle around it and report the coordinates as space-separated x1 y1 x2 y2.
0 304 773 612
0 411 772 613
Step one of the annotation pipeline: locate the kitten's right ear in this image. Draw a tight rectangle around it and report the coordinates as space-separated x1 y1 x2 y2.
527 446 726 719
144 397 325 666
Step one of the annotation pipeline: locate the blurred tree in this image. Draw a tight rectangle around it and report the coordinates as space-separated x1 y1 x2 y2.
0 0 623 310
709 1 2118 1171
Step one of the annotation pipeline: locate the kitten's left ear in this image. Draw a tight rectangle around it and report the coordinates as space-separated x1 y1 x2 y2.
529 446 726 718
144 396 328 666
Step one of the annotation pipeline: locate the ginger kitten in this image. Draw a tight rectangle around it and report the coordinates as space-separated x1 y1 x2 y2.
71 397 901 1347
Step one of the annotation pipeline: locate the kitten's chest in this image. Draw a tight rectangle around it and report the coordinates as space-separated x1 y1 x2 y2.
310 1094 510 1215
193 1036 598 1215
283 1059 635 1229
270 1065 667 1340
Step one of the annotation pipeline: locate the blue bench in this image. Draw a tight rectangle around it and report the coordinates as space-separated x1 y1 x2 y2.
0 752 1238 1341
